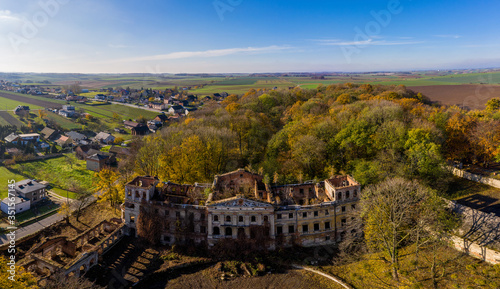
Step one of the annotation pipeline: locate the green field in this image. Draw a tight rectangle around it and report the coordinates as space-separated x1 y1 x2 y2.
0 167 28 199
0 90 66 105
44 111 82 130
11 154 94 199
2 91 159 131
0 95 44 111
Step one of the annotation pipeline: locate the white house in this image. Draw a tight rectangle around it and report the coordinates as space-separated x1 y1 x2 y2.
4 133 41 145
1 196 31 214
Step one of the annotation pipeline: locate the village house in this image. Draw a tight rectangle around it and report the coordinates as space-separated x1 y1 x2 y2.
55 135 72 147
74 145 101 160
58 109 75 118
86 152 115 172
184 107 197 115
4 133 41 145
13 179 47 204
0 196 31 214
40 127 58 141
154 114 169 123
123 120 140 130
132 125 150 136
122 169 361 249
108 145 131 158
93 132 115 144
168 105 184 115
149 102 167 110
66 131 87 145
14 105 30 115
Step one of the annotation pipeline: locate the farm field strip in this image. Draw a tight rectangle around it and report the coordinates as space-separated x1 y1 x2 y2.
0 91 64 108
0 114 10 126
0 111 23 127
0 95 44 110
45 111 81 130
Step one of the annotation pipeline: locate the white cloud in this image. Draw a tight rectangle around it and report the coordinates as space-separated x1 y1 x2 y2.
114 45 291 62
0 10 20 22
315 39 423 46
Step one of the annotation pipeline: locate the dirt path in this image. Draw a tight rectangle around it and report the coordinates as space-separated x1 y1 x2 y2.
292 264 352 289
0 111 23 127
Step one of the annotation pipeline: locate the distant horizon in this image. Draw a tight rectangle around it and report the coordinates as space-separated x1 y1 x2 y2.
1 1 499 74
1 66 500 76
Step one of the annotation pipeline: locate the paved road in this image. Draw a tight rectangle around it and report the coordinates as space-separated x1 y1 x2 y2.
0 191 97 246
0 212 64 245
110 101 163 113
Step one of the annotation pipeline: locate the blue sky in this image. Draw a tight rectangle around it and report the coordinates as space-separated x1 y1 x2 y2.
0 0 499 73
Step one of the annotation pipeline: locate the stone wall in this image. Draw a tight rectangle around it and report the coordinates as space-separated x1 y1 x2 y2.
445 199 500 264
449 167 500 189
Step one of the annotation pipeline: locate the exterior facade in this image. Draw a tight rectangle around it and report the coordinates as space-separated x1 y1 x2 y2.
85 153 114 171
14 179 47 204
4 133 41 145
1 196 31 214
122 169 361 249
94 132 115 144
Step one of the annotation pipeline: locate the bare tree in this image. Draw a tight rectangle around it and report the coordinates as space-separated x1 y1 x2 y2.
360 178 434 282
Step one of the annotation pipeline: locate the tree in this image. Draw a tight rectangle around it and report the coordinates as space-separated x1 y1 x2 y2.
73 187 93 222
50 144 58 154
58 201 72 224
404 128 445 182
469 120 500 167
486 97 500 111
93 169 123 210
37 109 47 119
0 256 38 289
291 134 326 179
65 155 75 169
361 178 434 281
112 112 121 121
113 137 124 144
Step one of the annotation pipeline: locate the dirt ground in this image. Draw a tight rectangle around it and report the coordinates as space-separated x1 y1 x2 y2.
141 264 340 289
410 84 500 110
0 91 62 109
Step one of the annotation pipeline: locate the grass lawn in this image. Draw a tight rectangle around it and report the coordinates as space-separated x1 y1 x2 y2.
44 111 81 130
11 154 94 198
323 243 498 288
0 166 29 199
50 187 78 200
444 176 500 200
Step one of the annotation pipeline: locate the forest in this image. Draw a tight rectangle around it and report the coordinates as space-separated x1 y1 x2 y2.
125 83 500 190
